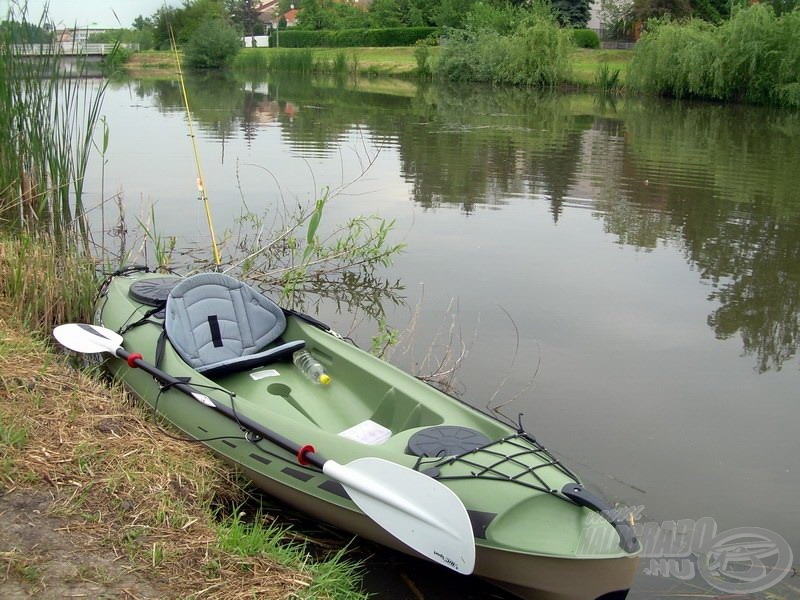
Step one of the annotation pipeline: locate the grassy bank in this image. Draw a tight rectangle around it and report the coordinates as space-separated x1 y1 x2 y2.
0 236 367 599
569 48 632 86
127 46 633 86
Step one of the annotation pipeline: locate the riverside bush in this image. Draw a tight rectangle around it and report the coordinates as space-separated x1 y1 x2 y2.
435 13 573 87
184 18 241 68
628 4 800 107
572 28 600 48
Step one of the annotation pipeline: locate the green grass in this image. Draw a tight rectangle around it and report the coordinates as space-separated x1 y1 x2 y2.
569 48 633 86
126 46 633 87
215 510 305 565
0 417 28 448
0 234 98 333
0 307 369 599
232 46 419 76
316 46 419 74
193 45 636 84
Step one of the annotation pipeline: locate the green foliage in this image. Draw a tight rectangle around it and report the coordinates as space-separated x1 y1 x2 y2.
628 4 800 107
550 0 592 27
435 11 573 87
151 7 183 49
100 45 132 73
336 6 370 28
225 0 265 35
269 27 439 48
572 28 600 48
150 0 227 49
434 0 479 28
633 0 692 21
0 19 51 43
764 0 800 16
296 0 336 30
690 0 729 22
601 0 636 40
184 17 242 68
132 15 150 30
464 2 528 34
594 62 623 92
414 37 436 76
368 0 403 28
294 0 436 29
228 189 404 319
88 27 155 50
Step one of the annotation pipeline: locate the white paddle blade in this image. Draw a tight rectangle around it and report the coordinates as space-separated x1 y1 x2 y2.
53 324 123 355
324 457 475 574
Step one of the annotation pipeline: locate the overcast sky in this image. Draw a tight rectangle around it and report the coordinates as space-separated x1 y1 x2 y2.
4 1 179 28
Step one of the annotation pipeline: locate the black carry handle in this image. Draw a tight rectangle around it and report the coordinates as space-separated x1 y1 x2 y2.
561 483 640 554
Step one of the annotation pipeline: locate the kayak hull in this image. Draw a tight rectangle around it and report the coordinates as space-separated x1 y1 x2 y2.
95 271 639 600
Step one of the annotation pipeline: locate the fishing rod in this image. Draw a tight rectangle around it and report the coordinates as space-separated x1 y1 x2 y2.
169 25 222 267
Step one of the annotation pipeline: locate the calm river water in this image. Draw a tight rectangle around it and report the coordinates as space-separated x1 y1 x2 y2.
85 71 799 598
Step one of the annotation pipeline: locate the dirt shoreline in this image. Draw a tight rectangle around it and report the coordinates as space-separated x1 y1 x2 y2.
0 314 318 599
0 488 165 598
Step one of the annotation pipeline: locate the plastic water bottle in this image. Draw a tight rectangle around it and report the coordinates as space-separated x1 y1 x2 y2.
293 349 331 385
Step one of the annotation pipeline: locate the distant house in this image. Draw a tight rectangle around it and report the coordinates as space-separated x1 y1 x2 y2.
255 0 372 30
283 9 299 27
255 0 281 29
255 1 299 30
587 0 604 34
56 27 109 51
57 27 108 44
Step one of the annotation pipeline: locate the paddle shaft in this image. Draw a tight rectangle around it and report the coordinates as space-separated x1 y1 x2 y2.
116 346 325 469
55 322 476 573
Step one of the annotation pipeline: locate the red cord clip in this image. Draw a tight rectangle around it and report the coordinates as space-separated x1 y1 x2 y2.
126 353 143 368
297 444 315 466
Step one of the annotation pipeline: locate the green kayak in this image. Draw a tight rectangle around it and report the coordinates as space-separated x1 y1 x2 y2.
90 269 639 600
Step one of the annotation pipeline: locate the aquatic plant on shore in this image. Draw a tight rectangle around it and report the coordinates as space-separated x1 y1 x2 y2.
0 234 97 332
233 48 361 75
0 8 106 243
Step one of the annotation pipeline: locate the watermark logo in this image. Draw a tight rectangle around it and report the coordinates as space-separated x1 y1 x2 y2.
577 511 794 594
696 526 794 593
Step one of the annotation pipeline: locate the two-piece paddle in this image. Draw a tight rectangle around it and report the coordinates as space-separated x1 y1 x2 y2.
53 323 476 575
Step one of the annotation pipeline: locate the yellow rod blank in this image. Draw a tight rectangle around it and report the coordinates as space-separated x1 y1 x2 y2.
169 26 221 267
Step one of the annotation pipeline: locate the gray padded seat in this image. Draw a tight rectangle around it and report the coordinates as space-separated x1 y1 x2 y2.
165 273 304 377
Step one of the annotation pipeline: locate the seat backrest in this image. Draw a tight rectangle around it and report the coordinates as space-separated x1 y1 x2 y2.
165 273 287 374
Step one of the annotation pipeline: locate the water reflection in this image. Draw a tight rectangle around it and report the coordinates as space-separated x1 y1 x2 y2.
114 73 800 374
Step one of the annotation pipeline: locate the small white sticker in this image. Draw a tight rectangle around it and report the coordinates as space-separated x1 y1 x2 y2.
338 420 392 445
250 369 280 380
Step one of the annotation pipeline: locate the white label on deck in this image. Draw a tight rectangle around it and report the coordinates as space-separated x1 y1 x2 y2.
250 369 280 380
339 419 392 445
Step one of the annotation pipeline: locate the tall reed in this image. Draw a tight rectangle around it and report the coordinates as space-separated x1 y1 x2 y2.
0 7 107 244
628 4 800 107
233 48 360 75
0 235 97 331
